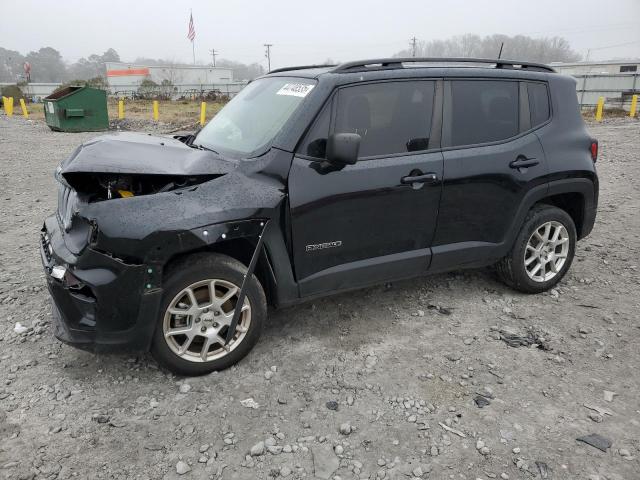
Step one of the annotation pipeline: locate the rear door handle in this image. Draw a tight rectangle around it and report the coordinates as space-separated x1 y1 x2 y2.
401 172 438 185
509 156 539 169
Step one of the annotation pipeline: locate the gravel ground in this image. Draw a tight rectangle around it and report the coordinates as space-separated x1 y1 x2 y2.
0 116 639 480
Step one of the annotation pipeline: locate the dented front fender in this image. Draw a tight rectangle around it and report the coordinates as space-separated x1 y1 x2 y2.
83 170 286 262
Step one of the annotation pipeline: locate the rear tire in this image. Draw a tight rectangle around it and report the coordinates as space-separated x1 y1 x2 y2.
496 204 576 293
151 253 266 376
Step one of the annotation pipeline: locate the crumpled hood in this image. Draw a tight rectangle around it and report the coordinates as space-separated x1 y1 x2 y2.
59 132 236 176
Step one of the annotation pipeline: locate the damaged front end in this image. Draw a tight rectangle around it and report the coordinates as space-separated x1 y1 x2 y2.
40 131 283 353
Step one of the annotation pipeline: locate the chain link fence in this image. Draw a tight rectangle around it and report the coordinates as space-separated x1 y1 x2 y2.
108 82 248 100
1 82 248 102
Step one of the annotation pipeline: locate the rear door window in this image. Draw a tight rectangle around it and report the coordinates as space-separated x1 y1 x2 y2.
334 81 435 158
528 82 551 128
449 80 519 147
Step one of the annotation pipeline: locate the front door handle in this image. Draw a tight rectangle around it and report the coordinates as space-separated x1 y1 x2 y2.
509 156 539 169
401 172 438 185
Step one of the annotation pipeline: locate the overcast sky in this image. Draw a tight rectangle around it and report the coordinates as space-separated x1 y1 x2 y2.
3 0 639 67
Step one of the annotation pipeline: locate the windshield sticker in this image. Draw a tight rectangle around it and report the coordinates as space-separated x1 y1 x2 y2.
276 83 315 97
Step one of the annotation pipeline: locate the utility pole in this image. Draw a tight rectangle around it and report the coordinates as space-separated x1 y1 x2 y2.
410 36 417 57
264 43 273 71
209 48 219 67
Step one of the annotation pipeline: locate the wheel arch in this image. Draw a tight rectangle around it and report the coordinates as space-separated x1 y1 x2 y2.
531 178 596 240
507 179 594 245
534 192 585 238
158 218 298 308
162 237 277 307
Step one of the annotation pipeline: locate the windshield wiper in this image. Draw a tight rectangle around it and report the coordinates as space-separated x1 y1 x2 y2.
191 143 220 155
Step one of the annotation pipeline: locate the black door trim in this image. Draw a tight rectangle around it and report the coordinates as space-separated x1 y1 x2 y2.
298 248 431 296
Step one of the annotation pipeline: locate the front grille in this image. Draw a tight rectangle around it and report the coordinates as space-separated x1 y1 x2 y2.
57 183 78 232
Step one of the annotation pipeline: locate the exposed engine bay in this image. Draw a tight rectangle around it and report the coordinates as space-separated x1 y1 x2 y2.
61 172 219 202
54 131 236 203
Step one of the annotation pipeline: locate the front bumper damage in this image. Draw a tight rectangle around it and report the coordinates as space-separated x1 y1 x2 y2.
41 211 274 353
40 215 161 352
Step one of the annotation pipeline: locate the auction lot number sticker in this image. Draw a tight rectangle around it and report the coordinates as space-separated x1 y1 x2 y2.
276 83 315 97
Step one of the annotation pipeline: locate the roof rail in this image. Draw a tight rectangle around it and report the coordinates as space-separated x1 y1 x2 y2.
268 64 337 74
332 57 556 73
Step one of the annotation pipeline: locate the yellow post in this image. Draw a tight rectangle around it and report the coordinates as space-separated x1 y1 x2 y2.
630 94 638 118
6 97 14 116
118 99 125 119
199 101 207 126
595 96 604 122
152 100 159 121
19 98 28 118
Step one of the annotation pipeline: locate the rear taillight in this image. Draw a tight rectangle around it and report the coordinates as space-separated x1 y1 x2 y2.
590 140 598 162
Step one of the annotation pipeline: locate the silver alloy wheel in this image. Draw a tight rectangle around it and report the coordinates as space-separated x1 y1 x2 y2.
163 279 251 363
524 221 570 283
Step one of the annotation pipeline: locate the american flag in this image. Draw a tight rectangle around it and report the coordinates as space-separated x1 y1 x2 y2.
187 13 196 42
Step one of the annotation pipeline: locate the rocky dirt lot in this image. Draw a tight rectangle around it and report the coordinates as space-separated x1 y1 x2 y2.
0 117 638 480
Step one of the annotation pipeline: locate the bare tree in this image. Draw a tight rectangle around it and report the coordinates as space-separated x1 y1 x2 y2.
156 61 185 85
215 59 264 81
394 34 581 63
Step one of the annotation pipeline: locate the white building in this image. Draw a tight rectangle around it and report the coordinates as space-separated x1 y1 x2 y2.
104 62 244 97
551 60 640 76
0 82 61 100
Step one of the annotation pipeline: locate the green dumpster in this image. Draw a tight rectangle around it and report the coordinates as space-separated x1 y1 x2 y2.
43 86 109 132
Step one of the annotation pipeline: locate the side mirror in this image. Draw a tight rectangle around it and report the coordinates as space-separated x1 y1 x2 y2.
326 133 360 165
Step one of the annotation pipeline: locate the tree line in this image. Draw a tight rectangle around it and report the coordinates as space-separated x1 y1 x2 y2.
0 47 119 83
0 47 265 83
394 34 581 63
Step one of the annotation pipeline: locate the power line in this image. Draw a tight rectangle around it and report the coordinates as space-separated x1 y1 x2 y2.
585 40 640 62
587 40 640 52
264 43 273 71
521 21 638 37
410 36 418 57
208 48 219 67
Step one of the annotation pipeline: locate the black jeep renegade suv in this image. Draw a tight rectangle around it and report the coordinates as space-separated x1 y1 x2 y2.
41 58 598 375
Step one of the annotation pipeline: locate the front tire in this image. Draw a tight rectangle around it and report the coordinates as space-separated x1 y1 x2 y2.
151 253 266 376
496 204 576 293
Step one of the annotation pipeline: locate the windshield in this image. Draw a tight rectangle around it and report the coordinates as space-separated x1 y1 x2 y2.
194 77 317 158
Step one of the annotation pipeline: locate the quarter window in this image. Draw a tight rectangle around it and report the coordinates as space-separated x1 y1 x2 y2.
299 102 331 159
449 80 519 147
528 82 550 127
334 81 435 158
